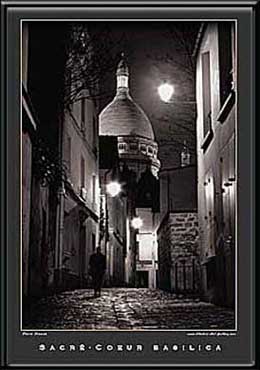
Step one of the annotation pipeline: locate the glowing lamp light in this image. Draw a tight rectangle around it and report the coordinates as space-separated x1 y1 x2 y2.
106 181 121 197
158 83 174 102
131 217 143 229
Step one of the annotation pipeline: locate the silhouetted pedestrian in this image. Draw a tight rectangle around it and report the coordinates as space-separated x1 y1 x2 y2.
89 247 106 297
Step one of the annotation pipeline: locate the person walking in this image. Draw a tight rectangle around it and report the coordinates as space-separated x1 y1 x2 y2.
89 247 106 297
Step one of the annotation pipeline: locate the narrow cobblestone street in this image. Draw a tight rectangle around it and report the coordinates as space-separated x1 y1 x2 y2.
23 288 235 330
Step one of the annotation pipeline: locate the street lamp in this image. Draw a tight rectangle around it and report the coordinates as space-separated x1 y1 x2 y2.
158 83 174 103
131 217 143 229
158 82 197 105
106 181 121 197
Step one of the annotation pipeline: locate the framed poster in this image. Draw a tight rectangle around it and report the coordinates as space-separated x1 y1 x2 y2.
1 0 257 367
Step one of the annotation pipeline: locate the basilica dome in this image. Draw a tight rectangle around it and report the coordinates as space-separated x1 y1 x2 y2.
99 55 155 141
100 95 155 140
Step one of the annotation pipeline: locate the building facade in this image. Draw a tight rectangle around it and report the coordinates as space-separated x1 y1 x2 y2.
59 89 99 289
22 23 100 297
99 55 160 287
195 22 236 307
22 22 67 297
157 165 200 294
57 26 100 290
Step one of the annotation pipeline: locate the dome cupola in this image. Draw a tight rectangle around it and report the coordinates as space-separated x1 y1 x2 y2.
116 53 129 78
99 54 155 140
115 53 130 97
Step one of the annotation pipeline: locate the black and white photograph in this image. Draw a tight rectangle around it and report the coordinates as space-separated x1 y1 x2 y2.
1 0 256 366
22 20 237 331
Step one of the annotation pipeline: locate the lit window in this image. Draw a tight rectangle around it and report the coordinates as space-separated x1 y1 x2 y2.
117 75 128 88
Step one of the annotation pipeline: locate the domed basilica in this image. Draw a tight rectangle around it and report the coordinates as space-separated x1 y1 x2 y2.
100 54 160 179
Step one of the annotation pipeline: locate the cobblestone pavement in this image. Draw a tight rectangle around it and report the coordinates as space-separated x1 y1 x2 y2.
23 288 235 330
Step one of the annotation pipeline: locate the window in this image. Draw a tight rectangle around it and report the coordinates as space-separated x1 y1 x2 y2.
92 175 96 205
201 51 212 138
92 233 96 252
92 116 97 148
218 22 233 107
138 235 153 260
129 143 138 151
148 146 153 155
117 75 128 88
80 156 85 188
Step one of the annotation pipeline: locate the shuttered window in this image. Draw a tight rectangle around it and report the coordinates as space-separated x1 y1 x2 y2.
202 51 212 137
218 22 233 106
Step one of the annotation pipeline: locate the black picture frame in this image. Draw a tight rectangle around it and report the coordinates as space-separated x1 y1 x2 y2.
1 0 257 368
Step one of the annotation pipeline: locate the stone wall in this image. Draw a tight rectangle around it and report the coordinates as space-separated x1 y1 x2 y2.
157 212 200 294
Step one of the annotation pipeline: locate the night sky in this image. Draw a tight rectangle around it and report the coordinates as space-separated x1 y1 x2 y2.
27 21 201 169
94 21 201 168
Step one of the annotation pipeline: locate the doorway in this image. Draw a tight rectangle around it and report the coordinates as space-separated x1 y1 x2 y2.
137 271 149 288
